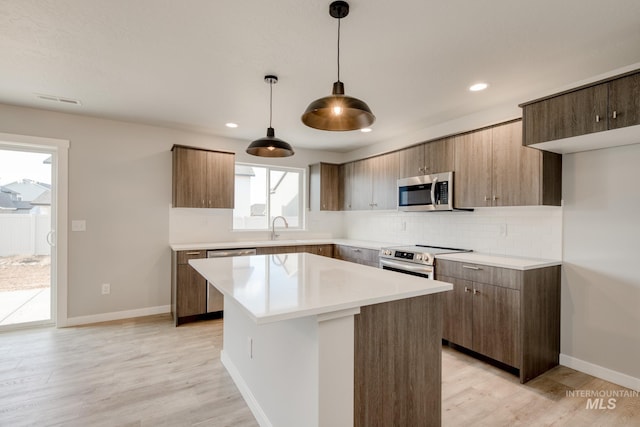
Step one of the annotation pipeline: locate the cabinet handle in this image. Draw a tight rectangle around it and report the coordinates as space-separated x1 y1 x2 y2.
462 265 481 270
484 196 490 202
353 248 361 253
185 251 201 255
595 115 600 123
473 288 480 295
612 110 617 119
464 286 471 293
493 195 498 201
418 167 424 173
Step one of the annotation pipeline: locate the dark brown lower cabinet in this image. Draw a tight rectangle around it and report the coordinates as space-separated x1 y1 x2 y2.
437 259 560 383
172 249 209 326
333 245 379 267
256 244 334 257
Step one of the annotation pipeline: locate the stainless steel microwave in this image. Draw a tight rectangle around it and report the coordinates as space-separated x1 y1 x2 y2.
397 171 454 211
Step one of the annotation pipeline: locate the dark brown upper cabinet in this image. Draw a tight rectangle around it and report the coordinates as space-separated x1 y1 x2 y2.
454 120 562 208
172 145 235 209
398 137 454 179
309 163 341 211
521 70 640 152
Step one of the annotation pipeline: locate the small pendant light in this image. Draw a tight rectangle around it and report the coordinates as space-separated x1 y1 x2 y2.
301 1 375 131
247 75 294 157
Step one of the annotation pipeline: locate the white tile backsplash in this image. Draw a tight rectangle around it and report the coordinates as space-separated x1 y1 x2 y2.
343 206 562 259
170 205 562 260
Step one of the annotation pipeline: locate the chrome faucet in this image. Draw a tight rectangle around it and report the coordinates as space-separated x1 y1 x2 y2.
271 216 289 240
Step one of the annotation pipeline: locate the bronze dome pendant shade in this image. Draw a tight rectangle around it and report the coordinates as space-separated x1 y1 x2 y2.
301 1 375 131
246 75 294 157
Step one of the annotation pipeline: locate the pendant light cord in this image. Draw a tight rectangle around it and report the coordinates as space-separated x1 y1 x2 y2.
337 18 341 82
269 79 273 128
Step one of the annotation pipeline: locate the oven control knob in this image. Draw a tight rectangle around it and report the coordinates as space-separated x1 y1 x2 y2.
383 250 391 256
416 254 423 261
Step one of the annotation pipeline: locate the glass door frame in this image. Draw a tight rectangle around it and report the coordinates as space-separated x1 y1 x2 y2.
0 132 69 329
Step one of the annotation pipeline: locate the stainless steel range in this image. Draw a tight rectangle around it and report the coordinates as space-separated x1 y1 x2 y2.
379 245 472 279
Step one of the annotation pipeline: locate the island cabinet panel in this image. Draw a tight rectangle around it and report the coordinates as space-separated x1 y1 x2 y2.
437 259 560 383
333 245 379 267
309 163 341 211
398 138 454 179
454 120 562 207
355 294 443 427
172 145 234 208
172 250 207 325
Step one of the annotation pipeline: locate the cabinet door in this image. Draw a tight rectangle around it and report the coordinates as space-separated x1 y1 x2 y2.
176 264 207 317
424 138 454 174
491 121 542 206
454 128 492 208
341 162 355 210
307 244 333 258
523 84 608 145
608 73 640 130
371 152 398 210
173 147 208 208
439 275 473 349
351 159 373 210
206 151 235 208
472 283 521 368
398 144 425 178
320 163 341 210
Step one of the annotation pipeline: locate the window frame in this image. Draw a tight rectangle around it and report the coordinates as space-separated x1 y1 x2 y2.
232 162 306 231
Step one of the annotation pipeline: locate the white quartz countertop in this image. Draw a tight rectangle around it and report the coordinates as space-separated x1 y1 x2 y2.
435 252 561 270
189 253 452 324
170 238 391 252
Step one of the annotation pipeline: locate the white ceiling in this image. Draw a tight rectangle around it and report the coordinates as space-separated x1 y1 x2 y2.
1 0 640 152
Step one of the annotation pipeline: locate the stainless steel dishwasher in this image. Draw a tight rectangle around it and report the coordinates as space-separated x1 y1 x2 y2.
206 248 257 312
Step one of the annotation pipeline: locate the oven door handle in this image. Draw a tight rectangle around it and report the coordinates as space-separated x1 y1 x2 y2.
380 258 434 275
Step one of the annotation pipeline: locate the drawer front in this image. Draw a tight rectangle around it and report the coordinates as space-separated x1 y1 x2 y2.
436 259 521 290
335 245 379 266
177 250 207 265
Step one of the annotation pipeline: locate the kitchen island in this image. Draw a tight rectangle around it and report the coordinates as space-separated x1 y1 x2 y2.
190 253 452 427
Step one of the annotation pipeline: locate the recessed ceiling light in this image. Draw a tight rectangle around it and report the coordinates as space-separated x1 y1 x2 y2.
360 128 372 133
225 122 238 128
469 83 488 92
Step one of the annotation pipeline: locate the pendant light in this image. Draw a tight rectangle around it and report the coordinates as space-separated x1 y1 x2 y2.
301 1 375 131
247 75 294 157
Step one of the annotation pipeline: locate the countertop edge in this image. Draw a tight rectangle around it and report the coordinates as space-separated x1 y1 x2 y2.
171 238 392 252
251 282 453 325
435 253 562 270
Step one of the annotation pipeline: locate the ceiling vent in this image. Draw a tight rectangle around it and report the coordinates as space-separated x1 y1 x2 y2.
35 93 82 105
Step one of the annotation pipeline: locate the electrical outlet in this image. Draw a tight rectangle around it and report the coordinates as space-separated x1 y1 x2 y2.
101 283 110 295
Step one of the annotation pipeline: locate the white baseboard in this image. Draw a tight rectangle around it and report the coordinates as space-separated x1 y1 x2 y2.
220 350 272 427
560 353 640 392
63 305 171 327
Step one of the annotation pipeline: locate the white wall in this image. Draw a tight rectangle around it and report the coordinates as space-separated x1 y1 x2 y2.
343 207 562 260
0 103 344 319
562 143 640 384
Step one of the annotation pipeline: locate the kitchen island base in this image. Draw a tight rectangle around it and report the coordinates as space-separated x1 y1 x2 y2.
221 294 443 427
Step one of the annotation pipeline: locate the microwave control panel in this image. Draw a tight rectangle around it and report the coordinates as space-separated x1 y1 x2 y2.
436 181 449 204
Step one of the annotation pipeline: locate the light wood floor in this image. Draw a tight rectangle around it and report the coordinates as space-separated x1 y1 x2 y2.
1 315 638 426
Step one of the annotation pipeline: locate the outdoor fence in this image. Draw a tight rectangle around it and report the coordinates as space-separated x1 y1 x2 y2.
0 214 51 257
